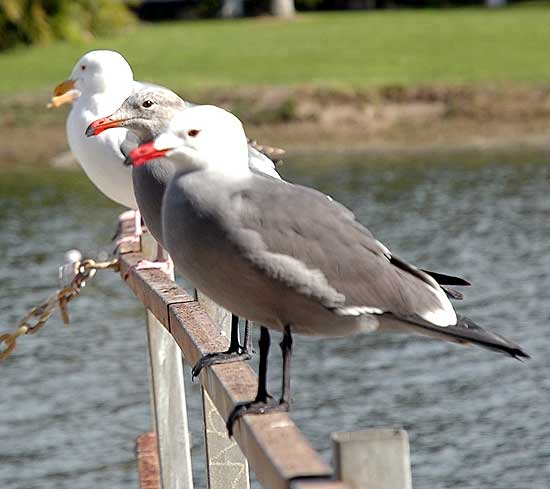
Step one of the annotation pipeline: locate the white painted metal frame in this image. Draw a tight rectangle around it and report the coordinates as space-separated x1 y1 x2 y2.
142 234 194 489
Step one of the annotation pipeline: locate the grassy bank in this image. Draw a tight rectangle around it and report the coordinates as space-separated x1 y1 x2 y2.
2 7 550 94
1 7 550 166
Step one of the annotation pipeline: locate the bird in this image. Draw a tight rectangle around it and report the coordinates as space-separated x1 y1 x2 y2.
89 87 471 379
127 104 529 436
73 76 284 369
48 50 148 246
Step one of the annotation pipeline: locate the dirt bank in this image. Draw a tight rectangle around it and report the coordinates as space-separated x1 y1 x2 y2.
2 84 550 167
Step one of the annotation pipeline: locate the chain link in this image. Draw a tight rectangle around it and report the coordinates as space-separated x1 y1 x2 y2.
0 255 120 362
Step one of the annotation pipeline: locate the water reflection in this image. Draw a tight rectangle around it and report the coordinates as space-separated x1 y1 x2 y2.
1 157 549 489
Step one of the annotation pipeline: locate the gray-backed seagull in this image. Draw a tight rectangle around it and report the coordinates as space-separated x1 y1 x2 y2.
82 84 284 368
102 88 471 377
128 105 529 435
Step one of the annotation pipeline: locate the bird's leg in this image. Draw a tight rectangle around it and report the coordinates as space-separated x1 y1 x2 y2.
191 315 253 380
226 325 291 438
125 243 174 279
279 325 293 407
113 209 143 252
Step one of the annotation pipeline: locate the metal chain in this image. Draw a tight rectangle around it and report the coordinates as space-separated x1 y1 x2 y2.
0 254 120 362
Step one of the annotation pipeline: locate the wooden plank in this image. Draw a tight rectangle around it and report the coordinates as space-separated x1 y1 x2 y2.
140 234 194 489
136 432 161 489
197 292 250 489
121 252 192 326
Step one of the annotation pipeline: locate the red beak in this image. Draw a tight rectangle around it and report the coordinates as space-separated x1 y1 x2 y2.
129 142 169 167
85 115 125 137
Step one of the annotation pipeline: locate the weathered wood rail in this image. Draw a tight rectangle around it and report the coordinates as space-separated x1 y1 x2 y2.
117 216 413 489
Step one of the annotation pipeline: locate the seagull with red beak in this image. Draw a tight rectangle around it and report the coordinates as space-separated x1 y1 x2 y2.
128 105 528 436
86 87 286 368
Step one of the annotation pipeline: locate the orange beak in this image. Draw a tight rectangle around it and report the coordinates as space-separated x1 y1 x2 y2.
47 79 80 108
86 115 126 137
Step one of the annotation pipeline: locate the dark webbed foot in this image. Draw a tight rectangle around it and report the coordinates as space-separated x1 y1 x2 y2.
192 317 252 380
227 399 288 437
192 349 252 380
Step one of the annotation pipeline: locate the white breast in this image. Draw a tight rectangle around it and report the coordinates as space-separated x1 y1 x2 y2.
67 96 137 209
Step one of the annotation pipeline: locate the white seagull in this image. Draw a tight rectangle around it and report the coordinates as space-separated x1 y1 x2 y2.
128 105 529 435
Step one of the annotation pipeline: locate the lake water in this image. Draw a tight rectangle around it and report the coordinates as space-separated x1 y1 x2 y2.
1 155 549 489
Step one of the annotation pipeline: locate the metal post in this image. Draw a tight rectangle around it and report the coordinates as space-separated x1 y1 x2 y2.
197 291 250 489
143 234 194 489
331 429 413 489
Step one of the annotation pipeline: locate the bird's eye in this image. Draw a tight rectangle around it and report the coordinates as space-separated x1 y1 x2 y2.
142 100 154 108
188 129 200 137
81 65 86 71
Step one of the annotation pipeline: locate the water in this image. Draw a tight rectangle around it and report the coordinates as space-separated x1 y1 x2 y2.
1 157 549 489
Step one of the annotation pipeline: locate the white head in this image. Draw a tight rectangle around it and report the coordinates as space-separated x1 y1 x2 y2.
48 50 134 107
130 105 250 178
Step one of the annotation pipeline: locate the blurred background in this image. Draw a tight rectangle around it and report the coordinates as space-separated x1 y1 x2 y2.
1 1 549 489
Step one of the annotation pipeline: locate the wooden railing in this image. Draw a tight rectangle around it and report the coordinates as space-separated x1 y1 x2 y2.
117 216 413 489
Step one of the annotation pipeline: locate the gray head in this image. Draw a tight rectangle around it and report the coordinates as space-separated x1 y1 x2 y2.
86 87 188 142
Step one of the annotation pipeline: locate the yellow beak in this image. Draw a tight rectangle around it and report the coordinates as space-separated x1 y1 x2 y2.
47 79 80 109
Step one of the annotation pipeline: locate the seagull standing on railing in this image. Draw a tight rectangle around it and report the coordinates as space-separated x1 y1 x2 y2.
85 86 285 368
127 105 529 435
91 88 473 378
49 50 142 243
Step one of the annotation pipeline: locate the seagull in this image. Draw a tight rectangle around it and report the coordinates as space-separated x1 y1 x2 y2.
127 105 529 435
79 83 284 369
49 50 142 239
88 87 470 378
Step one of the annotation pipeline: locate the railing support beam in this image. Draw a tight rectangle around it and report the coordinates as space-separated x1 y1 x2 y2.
332 429 413 489
142 234 194 489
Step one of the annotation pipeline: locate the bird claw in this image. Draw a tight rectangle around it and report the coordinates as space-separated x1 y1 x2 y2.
124 259 174 280
191 349 252 381
112 209 143 250
226 399 288 437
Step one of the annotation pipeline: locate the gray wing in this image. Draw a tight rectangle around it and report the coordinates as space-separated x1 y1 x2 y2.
227 176 450 323
247 145 281 179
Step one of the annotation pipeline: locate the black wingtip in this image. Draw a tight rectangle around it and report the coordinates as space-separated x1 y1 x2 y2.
455 315 530 360
421 269 471 287
441 286 464 300
511 349 531 361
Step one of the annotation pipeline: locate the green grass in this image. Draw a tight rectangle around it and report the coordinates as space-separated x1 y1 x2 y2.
2 6 550 95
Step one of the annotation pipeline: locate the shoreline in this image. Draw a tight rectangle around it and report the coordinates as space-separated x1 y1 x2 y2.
2 84 550 168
